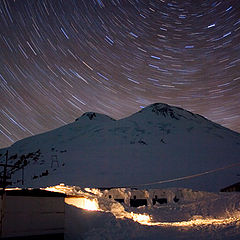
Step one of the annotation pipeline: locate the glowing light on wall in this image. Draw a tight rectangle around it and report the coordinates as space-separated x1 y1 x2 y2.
130 212 151 224
44 185 100 211
65 197 100 211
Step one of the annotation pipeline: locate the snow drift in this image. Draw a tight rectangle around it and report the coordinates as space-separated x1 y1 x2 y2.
51 185 240 240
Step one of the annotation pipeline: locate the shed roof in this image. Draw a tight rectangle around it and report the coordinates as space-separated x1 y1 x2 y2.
0 189 65 197
220 182 240 192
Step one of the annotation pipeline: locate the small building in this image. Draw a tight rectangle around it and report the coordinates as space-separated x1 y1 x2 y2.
130 189 148 207
102 188 126 204
149 189 181 205
220 182 240 192
149 189 168 205
0 189 65 239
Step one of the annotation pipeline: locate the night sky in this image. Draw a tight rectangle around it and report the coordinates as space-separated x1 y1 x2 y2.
0 0 240 148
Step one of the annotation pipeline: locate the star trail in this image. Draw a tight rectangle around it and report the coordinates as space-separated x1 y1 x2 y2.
0 0 240 148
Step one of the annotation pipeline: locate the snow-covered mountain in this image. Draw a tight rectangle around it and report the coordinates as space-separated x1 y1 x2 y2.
1 103 240 191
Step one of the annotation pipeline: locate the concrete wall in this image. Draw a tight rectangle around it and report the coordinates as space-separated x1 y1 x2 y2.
103 188 127 200
130 189 149 199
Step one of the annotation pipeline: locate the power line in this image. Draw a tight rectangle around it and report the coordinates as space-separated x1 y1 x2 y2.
130 162 240 188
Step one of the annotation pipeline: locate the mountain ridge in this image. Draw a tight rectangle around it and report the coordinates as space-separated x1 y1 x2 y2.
0 103 240 191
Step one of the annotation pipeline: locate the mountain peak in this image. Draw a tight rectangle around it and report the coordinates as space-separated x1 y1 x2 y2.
148 103 181 120
75 112 115 122
137 103 191 121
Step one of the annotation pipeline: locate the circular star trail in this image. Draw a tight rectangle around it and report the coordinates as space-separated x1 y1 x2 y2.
0 0 240 148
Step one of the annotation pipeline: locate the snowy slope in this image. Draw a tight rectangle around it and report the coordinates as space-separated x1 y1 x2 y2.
0 103 240 191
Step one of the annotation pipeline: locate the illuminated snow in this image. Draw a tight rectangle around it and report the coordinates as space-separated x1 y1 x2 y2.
65 197 99 211
45 184 240 230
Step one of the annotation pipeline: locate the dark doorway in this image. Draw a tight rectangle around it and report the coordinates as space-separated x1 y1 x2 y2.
130 198 147 207
153 198 167 205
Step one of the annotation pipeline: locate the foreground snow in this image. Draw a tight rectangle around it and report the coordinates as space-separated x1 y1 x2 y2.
46 185 240 240
65 209 240 240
